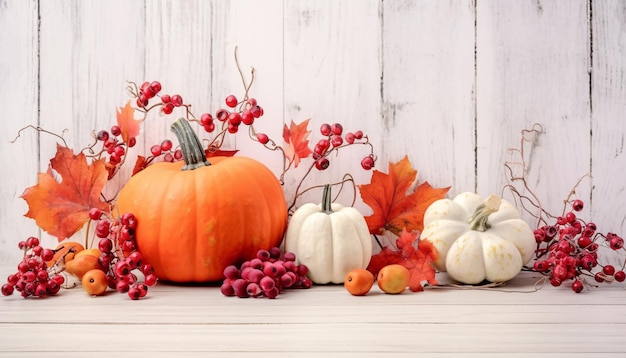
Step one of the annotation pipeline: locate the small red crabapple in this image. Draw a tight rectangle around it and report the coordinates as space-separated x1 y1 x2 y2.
225 94 238 108
315 158 330 171
361 155 375 170
171 94 183 107
320 123 331 136
572 199 584 212
331 123 343 136
257 133 269 145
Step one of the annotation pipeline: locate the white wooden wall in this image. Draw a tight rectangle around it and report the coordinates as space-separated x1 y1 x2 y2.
1 0 625 266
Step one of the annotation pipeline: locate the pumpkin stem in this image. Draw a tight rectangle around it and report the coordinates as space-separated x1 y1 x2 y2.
322 184 333 214
468 194 502 232
170 118 211 171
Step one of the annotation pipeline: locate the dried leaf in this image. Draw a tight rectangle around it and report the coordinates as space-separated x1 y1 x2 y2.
283 119 312 167
359 155 450 235
116 100 142 143
21 144 110 241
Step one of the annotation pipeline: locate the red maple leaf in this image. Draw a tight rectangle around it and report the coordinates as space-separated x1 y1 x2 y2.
283 119 312 167
367 229 439 292
116 100 143 144
358 155 450 235
20 144 111 241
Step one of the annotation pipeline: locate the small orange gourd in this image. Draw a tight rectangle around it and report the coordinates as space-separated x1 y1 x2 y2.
116 118 287 283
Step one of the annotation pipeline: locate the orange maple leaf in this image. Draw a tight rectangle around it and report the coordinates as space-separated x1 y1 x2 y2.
283 119 312 167
116 100 143 143
21 144 111 241
367 229 439 292
358 155 450 235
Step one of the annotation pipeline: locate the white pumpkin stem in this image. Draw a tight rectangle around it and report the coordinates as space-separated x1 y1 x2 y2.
171 118 211 171
467 194 502 232
322 184 334 214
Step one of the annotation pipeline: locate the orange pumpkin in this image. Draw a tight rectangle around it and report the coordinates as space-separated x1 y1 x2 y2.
116 118 287 283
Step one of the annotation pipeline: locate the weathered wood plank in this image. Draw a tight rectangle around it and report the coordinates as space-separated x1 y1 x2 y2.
0 0 40 265
476 0 592 225
381 0 476 197
590 0 626 256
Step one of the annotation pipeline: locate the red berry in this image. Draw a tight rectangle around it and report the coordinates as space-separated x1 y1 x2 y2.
225 94 238 108
609 236 624 250
320 123 331 136
150 145 162 156
565 212 576 224
330 123 343 135
354 130 364 139
345 132 356 144
594 272 606 283
361 155 375 170
250 105 263 118
315 158 330 171
200 113 213 126
257 133 269 145
97 130 109 141
572 199 584 212
556 216 567 225
110 125 121 137
331 135 343 147
614 271 626 282
203 123 215 133
215 109 229 122
171 94 183 107
150 81 162 94
128 137 137 148
577 235 592 249
228 112 242 126
571 280 584 293
241 109 254 125
161 139 173 152
161 94 171 103
162 102 174 114
227 123 239 134
603 265 616 276
89 208 102 220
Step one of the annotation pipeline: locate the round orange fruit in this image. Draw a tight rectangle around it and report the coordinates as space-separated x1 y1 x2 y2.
81 269 108 296
377 264 410 294
65 254 102 280
344 269 375 296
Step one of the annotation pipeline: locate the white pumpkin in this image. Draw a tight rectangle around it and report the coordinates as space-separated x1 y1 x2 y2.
285 184 372 284
421 192 535 284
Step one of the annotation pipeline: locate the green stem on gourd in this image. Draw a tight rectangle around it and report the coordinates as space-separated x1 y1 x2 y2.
171 118 211 171
467 194 502 232
322 184 333 214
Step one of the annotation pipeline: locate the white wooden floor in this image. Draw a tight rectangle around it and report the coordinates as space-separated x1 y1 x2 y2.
1 269 625 357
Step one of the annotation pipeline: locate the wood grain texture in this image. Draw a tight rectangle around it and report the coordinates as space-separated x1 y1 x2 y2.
0 0 40 263
590 0 626 264
0 269 625 356
476 0 592 222
381 0 476 197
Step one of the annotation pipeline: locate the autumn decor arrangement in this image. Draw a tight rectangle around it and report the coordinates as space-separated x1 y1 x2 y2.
3 53 625 301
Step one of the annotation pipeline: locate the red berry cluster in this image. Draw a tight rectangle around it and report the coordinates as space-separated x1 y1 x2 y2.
89 209 157 300
532 199 625 293
221 247 312 299
311 122 375 171
135 80 183 116
96 124 135 170
2 237 65 298
199 95 264 134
